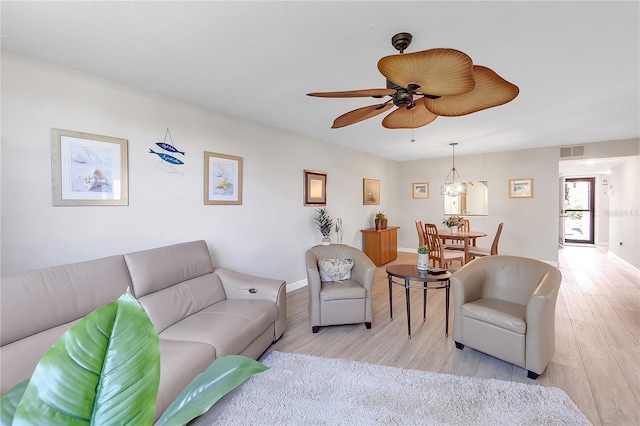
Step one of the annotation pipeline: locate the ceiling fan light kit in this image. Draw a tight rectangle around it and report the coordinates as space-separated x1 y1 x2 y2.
307 32 519 129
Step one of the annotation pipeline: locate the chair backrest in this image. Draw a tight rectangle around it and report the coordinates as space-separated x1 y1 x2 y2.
461 219 470 231
415 219 427 247
490 223 504 255
424 223 444 256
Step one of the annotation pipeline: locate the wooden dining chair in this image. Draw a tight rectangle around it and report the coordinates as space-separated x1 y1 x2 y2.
468 223 504 260
424 223 465 269
415 219 427 247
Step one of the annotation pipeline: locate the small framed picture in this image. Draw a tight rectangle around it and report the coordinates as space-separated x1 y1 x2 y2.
363 178 380 205
509 178 534 198
304 170 327 206
204 151 243 205
51 128 128 206
412 182 429 199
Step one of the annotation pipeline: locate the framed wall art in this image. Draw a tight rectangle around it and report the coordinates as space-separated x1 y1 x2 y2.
412 182 429 199
204 151 243 205
304 170 327 206
363 178 380 205
509 178 534 198
51 128 128 206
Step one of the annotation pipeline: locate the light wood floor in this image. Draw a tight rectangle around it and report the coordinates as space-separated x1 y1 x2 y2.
266 246 640 426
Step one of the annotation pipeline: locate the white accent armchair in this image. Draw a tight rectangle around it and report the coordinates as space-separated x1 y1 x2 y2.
450 255 562 379
305 244 376 333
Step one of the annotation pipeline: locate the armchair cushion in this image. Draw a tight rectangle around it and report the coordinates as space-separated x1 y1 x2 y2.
320 280 366 301
318 258 355 282
462 299 526 334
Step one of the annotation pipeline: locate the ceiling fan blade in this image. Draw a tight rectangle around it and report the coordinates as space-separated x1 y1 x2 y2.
307 89 396 98
331 103 394 128
423 65 520 116
381 98 438 129
378 48 475 96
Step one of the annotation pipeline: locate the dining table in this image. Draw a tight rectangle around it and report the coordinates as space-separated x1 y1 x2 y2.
437 229 487 263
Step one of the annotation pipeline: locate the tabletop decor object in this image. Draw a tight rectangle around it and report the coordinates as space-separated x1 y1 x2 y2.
374 211 387 230
314 208 334 245
417 246 429 271
443 215 465 234
335 218 343 244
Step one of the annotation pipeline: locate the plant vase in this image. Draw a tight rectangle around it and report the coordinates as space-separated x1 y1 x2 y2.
417 253 429 271
381 218 388 229
322 236 331 245
375 219 382 230
450 225 458 235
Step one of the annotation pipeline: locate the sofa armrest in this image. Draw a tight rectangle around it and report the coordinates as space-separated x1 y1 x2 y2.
213 267 287 340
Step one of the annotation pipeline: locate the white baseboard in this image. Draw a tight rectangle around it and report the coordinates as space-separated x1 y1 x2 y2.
287 278 307 293
608 251 640 272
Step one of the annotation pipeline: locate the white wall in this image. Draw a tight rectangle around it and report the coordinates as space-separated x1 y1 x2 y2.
0 51 401 283
607 156 640 267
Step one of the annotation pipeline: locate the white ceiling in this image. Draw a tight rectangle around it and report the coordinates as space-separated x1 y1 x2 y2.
1 1 638 162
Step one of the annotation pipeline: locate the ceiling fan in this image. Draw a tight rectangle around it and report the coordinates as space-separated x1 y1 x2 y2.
307 32 519 129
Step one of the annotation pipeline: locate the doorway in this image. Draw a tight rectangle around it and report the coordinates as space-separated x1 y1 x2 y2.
563 177 595 244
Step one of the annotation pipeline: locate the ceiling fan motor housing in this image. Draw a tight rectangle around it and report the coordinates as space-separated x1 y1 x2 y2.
393 89 414 108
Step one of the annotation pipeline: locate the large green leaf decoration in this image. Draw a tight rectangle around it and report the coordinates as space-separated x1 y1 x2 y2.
155 355 268 426
12 292 160 425
0 380 28 426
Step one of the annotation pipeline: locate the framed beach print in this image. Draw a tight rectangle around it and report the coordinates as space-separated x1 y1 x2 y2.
509 178 534 198
363 178 380 205
304 170 327 206
412 182 429 199
51 128 128 206
204 151 243 205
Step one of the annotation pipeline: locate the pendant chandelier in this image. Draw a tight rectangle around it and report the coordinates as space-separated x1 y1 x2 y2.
441 143 467 196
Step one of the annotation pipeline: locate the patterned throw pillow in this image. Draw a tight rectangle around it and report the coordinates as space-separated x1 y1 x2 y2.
317 258 355 282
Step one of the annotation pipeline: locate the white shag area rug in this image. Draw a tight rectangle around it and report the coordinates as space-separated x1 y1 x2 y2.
209 351 591 426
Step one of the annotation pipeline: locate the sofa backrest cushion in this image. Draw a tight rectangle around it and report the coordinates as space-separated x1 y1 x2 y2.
0 255 130 346
124 240 214 298
124 240 226 333
135 274 227 333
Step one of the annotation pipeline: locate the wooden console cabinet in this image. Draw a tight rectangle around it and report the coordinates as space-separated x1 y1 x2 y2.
361 226 399 266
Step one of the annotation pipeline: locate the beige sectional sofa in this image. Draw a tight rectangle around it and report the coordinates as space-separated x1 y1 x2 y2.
0 240 286 421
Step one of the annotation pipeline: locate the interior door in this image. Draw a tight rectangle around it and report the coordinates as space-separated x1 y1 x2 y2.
563 177 595 244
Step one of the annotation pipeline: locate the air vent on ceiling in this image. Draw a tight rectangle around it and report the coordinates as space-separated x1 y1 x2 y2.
560 145 585 158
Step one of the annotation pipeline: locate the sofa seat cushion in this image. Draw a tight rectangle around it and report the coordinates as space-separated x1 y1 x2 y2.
153 339 216 422
461 298 526 334
158 300 278 357
319 280 366 302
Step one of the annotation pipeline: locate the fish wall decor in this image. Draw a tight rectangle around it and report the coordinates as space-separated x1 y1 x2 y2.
150 127 186 173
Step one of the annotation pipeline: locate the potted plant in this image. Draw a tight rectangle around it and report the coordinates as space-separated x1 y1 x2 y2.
443 215 464 234
417 245 429 271
314 208 334 245
374 211 387 230
0 293 267 426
